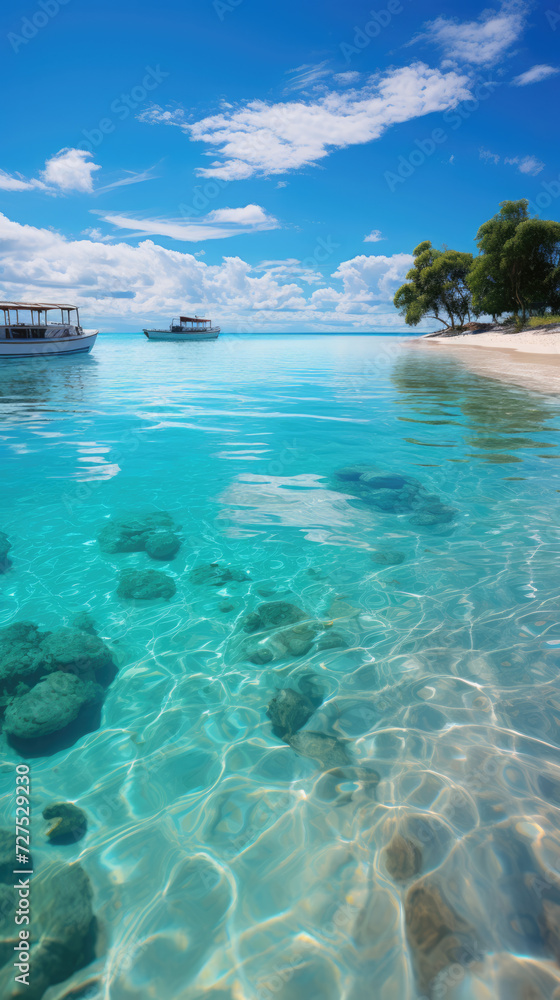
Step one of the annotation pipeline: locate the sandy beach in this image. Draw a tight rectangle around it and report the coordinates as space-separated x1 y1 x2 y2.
422 325 560 355
415 325 560 394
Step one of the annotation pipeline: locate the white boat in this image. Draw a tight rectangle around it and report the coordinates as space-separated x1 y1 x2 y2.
0 302 98 357
143 314 220 341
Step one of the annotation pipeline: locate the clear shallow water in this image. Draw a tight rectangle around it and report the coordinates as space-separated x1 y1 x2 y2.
1 333 560 999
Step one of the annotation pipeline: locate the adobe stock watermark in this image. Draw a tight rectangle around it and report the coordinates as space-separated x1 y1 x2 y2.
78 66 169 153
545 4 560 28
8 0 71 53
384 75 500 192
527 175 560 215
340 0 410 62
213 0 243 20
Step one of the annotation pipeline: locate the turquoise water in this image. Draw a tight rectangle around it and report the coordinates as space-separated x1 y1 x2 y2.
2 333 560 999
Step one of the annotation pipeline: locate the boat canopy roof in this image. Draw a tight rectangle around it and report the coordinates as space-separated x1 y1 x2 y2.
179 315 209 323
0 301 78 311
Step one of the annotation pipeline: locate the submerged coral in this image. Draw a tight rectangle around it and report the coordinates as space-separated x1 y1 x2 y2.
267 688 316 740
0 620 116 747
117 568 176 600
4 672 102 739
405 880 478 993
371 548 406 566
0 533 11 573
239 600 344 664
189 562 250 586
98 511 181 560
287 731 352 769
383 832 422 881
43 802 87 843
0 849 96 1000
0 622 50 694
334 465 457 527
242 601 306 633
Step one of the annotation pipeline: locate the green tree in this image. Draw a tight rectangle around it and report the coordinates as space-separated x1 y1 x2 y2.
469 199 560 321
394 241 474 329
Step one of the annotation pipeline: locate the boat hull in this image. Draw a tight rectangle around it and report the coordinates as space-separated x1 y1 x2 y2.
143 328 220 341
0 331 98 358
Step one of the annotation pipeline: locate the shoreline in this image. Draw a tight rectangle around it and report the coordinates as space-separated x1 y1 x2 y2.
414 325 560 394
419 324 560 356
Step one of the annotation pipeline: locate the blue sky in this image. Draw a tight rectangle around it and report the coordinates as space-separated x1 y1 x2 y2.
1 0 559 330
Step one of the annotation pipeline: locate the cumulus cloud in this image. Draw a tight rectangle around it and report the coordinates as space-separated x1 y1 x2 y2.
41 148 102 193
512 64 559 86
505 154 544 175
364 230 384 243
141 63 471 180
417 2 526 66
93 204 280 242
0 212 416 332
0 148 152 197
479 147 544 175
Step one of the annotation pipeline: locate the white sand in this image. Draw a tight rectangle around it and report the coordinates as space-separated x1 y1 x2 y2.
423 326 560 355
413 326 560 394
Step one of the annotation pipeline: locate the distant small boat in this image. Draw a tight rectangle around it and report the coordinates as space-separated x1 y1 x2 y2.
0 301 98 357
143 315 220 341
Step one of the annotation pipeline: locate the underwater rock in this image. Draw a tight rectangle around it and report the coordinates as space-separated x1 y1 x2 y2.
43 802 87 844
0 863 96 1000
98 511 181 560
409 498 456 526
383 833 422 881
334 465 457 528
405 880 478 993
0 533 11 573
288 731 352 769
189 563 250 586
145 530 181 561
371 548 406 566
117 568 176 600
242 600 307 633
267 688 316 740
315 630 347 651
0 622 49 694
246 622 318 664
35 628 113 681
71 611 98 635
4 671 102 740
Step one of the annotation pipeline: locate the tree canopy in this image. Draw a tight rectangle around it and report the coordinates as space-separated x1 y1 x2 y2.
394 241 473 329
469 199 560 321
395 199 560 329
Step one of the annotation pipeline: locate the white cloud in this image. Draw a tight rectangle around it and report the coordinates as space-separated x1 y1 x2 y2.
505 154 545 175
254 258 324 285
42 149 101 193
92 164 159 196
284 62 331 92
334 71 361 85
418 2 526 66
0 149 156 197
275 180 288 189
94 204 279 242
0 170 47 193
479 147 500 164
512 64 559 86
142 63 471 180
0 212 417 332
364 230 384 243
